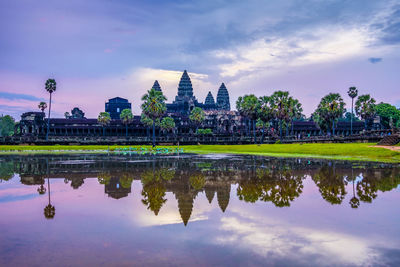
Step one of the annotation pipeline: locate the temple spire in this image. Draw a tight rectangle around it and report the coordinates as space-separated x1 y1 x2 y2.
216 83 230 111
152 80 162 92
204 91 215 106
177 70 194 98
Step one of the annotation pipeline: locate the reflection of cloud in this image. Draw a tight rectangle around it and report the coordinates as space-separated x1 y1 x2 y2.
214 211 384 266
368 57 383 63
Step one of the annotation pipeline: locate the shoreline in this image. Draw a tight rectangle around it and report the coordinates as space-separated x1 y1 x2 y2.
0 143 399 163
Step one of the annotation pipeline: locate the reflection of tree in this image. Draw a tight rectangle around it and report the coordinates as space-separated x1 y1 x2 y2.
0 161 14 182
312 165 347 205
346 170 360 209
189 174 205 190
44 178 55 219
376 169 400 192
357 170 378 203
37 184 46 195
120 173 134 189
237 168 304 207
98 172 111 185
141 168 175 215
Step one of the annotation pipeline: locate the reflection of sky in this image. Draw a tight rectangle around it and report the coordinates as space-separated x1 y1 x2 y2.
0 176 400 266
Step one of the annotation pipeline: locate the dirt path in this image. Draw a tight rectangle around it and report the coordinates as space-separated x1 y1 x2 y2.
372 145 400 152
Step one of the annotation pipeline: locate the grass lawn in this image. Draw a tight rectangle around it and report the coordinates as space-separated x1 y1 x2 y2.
0 143 399 163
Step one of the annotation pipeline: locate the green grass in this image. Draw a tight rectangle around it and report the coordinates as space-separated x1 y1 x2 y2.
0 143 399 163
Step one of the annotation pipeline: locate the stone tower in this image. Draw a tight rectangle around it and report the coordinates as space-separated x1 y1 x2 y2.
176 70 194 100
152 80 162 91
216 83 230 111
204 91 215 106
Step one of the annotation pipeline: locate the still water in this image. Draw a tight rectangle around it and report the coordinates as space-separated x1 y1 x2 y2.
0 154 400 267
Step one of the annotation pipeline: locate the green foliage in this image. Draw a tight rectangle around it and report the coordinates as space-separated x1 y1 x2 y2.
258 96 274 124
347 86 358 99
98 172 111 185
189 174 206 190
141 88 167 121
141 113 154 127
160 117 175 132
275 140 282 144
120 173 134 189
236 94 259 120
97 112 111 126
256 118 269 129
313 93 346 133
355 94 376 121
45 79 57 94
0 161 14 182
196 128 212 135
375 102 400 128
38 101 47 112
120 109 133 125
189 107 205 125
313 166 347 205
0 115 15 137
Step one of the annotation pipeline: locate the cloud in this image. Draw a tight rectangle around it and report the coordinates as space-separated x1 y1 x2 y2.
368 57 383 63
0 92 45 102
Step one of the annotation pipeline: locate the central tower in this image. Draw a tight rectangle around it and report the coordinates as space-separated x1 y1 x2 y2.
175 70 195 100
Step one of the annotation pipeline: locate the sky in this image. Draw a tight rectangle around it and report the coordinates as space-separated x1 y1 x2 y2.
0 0 399 119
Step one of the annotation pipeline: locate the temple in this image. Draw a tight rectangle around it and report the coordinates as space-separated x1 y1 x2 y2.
165 70 230 114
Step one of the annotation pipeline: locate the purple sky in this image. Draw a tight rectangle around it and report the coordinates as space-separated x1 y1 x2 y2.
0 0 399 119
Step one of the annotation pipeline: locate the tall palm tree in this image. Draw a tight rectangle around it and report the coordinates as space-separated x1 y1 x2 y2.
141 88 167 147
270 91 291 139
355 94 376 131
120 108 133 137
288 97 303 136
313 93 345 135
44 159 55 219
97 112 111 136
347 87 358 135
257 96 273 144
236 94 259 143
141 113 153 141
45 79 56 140
38 101 47 113
189 107 205 133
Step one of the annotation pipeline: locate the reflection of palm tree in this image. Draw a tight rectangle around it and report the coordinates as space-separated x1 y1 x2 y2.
44 177 55 219
347 169 360 209
37 184 46 195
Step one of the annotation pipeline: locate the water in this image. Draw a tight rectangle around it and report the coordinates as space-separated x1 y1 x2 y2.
0 154 399 267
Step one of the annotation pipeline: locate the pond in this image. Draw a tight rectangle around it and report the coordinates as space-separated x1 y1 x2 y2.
0 154 399 266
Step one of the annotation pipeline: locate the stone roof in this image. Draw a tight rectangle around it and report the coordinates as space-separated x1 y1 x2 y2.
152 80 162 91
205 91 215 105
216 83 230 111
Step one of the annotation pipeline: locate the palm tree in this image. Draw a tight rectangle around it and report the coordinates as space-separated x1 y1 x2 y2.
141 113 153 141
236 94 259 143
45 79 56 140
257 96 273 143
97 112 111 136
347 87 358 135
313 93 345 135
355 94 376 131
38 102 47 113
160 116 176 137
288 97 303 136
189 107 205 133
141 88 167 147
270 91 291 139
120 108 133 137
64 112 70 119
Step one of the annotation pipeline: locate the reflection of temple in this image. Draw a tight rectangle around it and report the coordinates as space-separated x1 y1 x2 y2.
7 154 400 225
105 177 132 199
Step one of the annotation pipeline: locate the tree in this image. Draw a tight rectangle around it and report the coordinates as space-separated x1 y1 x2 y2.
38 101 47 113
0 115 15 137
313 93 345 135
347 87 358 134
355 94 376 130
312 165 347 205
236 94 260 143
375 102 400 129
141 88 167 147
120 108 133 137
141 113 154 141
64 112 70 119
270 91 291 139
44 177 55 219
257 96 273 143
45 78 57 140
97 112 111 136
189 107 205 133
160 117 175 136
288 97 303 135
